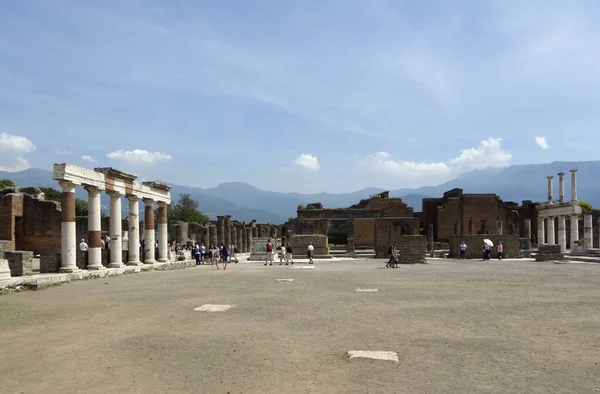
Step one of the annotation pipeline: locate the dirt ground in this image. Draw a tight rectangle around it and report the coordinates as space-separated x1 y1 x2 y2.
1 258 600 393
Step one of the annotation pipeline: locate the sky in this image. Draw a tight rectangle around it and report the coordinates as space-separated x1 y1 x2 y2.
1 0 599 193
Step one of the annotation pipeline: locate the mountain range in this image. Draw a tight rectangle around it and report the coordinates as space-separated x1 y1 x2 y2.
2 161 599 223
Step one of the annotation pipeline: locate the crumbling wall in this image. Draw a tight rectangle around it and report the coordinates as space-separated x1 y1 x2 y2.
374 217 420 257
353 218 375 247
14 195 61 254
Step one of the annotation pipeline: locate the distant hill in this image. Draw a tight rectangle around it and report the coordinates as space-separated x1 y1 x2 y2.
2 160 600 222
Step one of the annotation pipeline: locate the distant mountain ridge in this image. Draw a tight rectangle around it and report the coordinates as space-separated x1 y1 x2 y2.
2 160 600 222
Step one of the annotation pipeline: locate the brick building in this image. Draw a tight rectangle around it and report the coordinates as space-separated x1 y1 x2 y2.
421 188 537 242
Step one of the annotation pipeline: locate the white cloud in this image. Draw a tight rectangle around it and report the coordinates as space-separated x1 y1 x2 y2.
0 132 35 154
0 133 35 172
54 148 70 155
81 155 97 163
106 149 172 165
293 154 320 171
361 137 511 178
535 136 549 149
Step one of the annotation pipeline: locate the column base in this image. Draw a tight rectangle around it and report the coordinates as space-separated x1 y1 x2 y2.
108 262 126 268
144 259 156 265
86 264 106 271
157 258 168 263
59 267 81 273
126 261 143 266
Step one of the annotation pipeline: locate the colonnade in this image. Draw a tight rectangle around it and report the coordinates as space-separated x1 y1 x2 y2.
53 164 171 273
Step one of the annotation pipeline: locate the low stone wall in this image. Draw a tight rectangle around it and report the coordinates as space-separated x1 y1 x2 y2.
0 240 11 259
535 244 564 261
289 234 330 258
396 235 427 264
249 237 281 261
4 251 33 276
40 252 61 273
449 235 520 259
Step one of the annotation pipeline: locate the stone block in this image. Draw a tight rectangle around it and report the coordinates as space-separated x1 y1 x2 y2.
4 251 33 276
535 243 565 261
76 251 88 270
289 234 330 258
396 235 427 264
248 237 281 261
40 252 61 273
0 258 11 282
0 240 11 259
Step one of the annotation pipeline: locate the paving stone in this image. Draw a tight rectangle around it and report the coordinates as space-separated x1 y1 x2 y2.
194 304 235 312
355 289 378 292
276 279 294 282
347 350 399 362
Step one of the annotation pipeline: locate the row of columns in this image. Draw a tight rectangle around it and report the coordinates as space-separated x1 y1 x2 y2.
547 169 577 203
537 215 593 251
59 180 170 273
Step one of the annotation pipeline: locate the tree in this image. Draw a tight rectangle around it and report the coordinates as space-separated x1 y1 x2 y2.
75 198 88 217
580 200 593 214
40 186 91 216
168 193 210 225
40 187 61 202
0 179 15 189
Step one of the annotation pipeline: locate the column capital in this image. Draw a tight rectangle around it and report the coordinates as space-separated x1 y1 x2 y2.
546 175 553 179
570 169 578 173
143 198 155 205
127 194 140 202
217 215 225 219
59 180 77 191
558 172 565 176
157 201 168 207
83 184 100 195
107 190 123 197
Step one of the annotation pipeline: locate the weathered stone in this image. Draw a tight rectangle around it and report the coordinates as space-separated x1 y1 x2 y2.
4 251 33 276
0 258 11 282
289 234 330 258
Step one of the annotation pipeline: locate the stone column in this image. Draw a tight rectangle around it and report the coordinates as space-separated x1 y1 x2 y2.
547 176 554 202
524 219 532 240
557 215 567 252
209 224 217 247
584 214 593 250
252 224 258 238
126 196 142 266
157 201 169 262
143 198 156 264
84 185 104 270
558 172 565 202
108 191 125 268
238 227 243 251
231 223 237 249
257 224 264 238
495 220 503 235
570 215 579 249
224 215 232 248
59 180 80 273
217 216 225 245
202 226 209 248
547 216 555 244
246 227 252 252
537 217 545 245
427 224 433 251
468 218 474 235
570 169 577 201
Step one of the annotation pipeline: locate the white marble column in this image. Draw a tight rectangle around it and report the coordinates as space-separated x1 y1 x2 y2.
537 218 544 245
85 185 105 270
557 215 567 252
524 219 532 239
584 214 593 250
143 198 156 264
570 215 579 249
570 169 577 201
157 201 168 262
127 195 142 266
547 176 554 202
108 191 125 268
547 216 555 245
59 180 81 273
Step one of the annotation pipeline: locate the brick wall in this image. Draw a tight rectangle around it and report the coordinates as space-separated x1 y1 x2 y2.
0 194 23 251
437 198 462 241
396 235 427 264
5 251 33 276
374 218 420 257
353 218 375 247
15 195 61 253
366 198 414 217
449 235 520 259
0 240 11 259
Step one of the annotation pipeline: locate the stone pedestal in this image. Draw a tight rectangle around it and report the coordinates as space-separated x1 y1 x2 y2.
0 259 11 282
537 217 545 245
584 214 593 250
524 219 531 240
249 237 280 261
570 216 579 249
5 251 33 276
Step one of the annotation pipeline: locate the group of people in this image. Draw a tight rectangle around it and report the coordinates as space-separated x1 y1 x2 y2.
263 239 315 266
191 242 239 270
458 241 504 260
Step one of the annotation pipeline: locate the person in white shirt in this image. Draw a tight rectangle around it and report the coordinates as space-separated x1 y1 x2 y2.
307 242 314 264
279 244 286 265
230 244 239 263
79 239 88 251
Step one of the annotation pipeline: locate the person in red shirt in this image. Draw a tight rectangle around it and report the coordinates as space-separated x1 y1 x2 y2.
264 239 274 266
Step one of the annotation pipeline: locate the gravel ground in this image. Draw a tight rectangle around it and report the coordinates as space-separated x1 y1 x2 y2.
1 258 600 393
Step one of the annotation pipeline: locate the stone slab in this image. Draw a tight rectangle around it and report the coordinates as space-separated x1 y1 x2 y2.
276 279 294 282
194 304 235 312
356 289 378 293
290 266 315 270
347 350 399 362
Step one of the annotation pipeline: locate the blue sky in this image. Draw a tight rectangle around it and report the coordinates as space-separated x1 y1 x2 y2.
1 0 599 193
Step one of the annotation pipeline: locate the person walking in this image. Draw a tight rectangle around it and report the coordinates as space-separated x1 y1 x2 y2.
194 242 201 265
286 245 294 265
79 239 88 251
497 242 504 260
221 245 229 270
264 239 274 266
307 242 314 264
459 241 467 259
200 243 206 264
386 242 396 268
230 243 239 263
279 244 286 265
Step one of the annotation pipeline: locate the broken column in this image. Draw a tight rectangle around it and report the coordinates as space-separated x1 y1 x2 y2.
547 216 555 244
537 217 545 245
570 169 577 201
59 180 80 273
557 215 566 252
524 219 531 240
584 214 593 250
558 172 565 202
547 175 554 202
570 215 579 249
246 227 252 253
216 216 225 246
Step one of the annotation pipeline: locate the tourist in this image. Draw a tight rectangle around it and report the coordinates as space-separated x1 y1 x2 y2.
482 244 487 260
211 245 220 270
200 243 206 264
264 238 274 266
286 244 294 265
230 243 239 263
497 242 503 260
279 244 286 265
104 235 111 249
459 241 467 259
221 245 229 270
386 242 397 268
194 242 201 265
307 242 314 264
79 239 88 251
